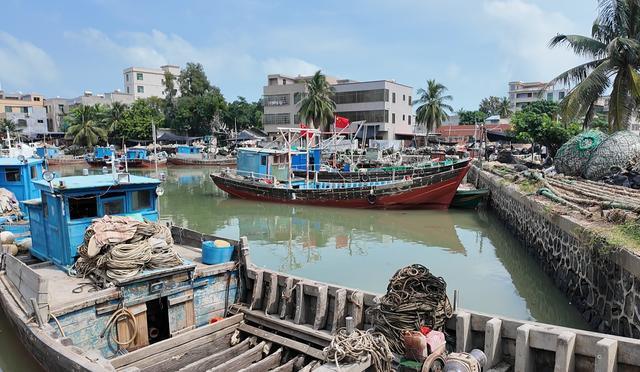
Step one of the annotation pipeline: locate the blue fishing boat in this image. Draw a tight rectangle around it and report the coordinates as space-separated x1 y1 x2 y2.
85 146 116 168
0 157 45 240
124 147 167 168
168 145 236 166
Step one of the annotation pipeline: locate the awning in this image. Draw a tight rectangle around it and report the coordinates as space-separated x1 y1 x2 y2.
156 132 203 143
487 130 519 142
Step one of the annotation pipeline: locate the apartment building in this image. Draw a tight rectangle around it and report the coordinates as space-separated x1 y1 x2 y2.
123 65 181 99
0 91 48 136
44 90 134 132
262 74 415 141
508 81 569 111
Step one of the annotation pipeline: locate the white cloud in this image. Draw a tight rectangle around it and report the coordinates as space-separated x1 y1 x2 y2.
0 32 58 89
483 0 586 83
262 58 321 76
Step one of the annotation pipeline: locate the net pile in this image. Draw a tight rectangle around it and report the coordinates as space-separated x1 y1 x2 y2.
73 215 183 282
368 264 452 354
554 130 607 177
584 131 640 180
0 188 21 217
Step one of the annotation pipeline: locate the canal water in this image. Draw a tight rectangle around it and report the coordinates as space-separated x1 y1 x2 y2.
0 165 588 370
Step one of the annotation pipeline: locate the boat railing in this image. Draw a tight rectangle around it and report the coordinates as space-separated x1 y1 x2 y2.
235 169 278 182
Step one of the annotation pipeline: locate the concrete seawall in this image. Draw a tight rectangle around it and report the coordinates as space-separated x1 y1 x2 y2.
469 165 640 338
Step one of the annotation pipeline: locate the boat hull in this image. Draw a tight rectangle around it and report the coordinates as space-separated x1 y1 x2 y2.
293 159 470 182
125 159 168 168
168 157 236 167
211 164 470 209
46 158 87 166
451 189 489 209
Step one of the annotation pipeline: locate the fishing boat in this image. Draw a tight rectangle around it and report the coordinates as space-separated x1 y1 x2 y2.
1 171 640 371
168 145 236 167
124 147 167 168
450 183 490 209
37 146 87 166
85 146 117 168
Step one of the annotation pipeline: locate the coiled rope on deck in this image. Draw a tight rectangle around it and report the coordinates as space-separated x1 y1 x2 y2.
73 216 182 283
368 264 452 354
323 328 393 372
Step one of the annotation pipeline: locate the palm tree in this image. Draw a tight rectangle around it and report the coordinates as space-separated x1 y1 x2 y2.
549 0 640 131
414 79 454 133
498 97 512 118
0 118 19 138
65 105 107 147
102 101 128 134
298 71 336 132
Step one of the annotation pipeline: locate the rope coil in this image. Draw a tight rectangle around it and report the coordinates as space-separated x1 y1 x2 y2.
323 328 393 372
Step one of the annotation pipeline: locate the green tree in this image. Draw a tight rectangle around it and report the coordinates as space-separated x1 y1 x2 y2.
223 97 264 131
458 110 487 125
174 93 226 136
512 101 580 156
178 62 215 97
113 99 164 140
298 71 336 132
0 118 20 137
65 105 107 147
102 101 128 135
479 96 502 115
498 97 512 118
549 0 640 131
414 79 453 133
163 70 178 129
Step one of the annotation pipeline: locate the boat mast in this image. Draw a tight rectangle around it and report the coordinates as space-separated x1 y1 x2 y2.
152 120 158 177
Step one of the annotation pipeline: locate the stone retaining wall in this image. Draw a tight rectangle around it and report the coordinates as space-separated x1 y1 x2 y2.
469 165 640 338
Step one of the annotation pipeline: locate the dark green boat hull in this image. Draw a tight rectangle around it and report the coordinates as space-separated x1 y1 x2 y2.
451 189 489 209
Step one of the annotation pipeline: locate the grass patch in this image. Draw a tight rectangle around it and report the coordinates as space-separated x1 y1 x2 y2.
518 179 541 194
601 221 640 252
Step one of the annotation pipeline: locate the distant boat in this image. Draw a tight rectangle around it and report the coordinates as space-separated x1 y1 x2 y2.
123 147 167 168
450 184 489 209
85 146 115 168
168 145 236 166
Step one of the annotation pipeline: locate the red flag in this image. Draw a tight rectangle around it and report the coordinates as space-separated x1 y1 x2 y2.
299 123 311 138
335 115 350 129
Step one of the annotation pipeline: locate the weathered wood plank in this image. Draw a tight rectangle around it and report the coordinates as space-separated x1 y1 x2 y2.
294 281 305 325
348 291 363 329
456 311 471 353
484 318 502 369
269 355 304 372
240 309 332 346
117 303 148 351
168 292 193 306
238 322 326 360
279 277 294 320
264 272 279 315
177 337 252 372
250 269 263 311
237 347 282 372
313 285 328 330
330 288 347 334
207 341 266 372
111 313 243 368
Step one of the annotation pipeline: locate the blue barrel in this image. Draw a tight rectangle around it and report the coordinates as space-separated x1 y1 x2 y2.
202 240 234 265
343 163 350 172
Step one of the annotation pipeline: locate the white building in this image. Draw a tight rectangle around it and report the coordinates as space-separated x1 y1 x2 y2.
0 91 48 136
508 81 569 111
123 65 181 99
262 74 415 141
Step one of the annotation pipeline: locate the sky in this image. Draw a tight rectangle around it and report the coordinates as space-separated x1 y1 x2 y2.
0 0 597 110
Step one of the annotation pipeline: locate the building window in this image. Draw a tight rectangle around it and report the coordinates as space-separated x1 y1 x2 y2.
392 92 396 103
136 72 143 81
263 113 291 125
126 74 129 82
34 97 40 102
559 91 565 99
547 93 553 101
4 106 10 113
403 94 406 101
402 114 405 121
283 80 287 85
408 96 412 105
126 87 130 94
335 110 388 124
132 190 152 210
69 197 98 220
293 92 307 104
137 86 144 93
408 115 412 125
392 113 396 124
5 168 20 182
21 107 29 113
58 104 65 113
264 94 290 106
334 89 388 104
17 119 27 127
37 119 44 123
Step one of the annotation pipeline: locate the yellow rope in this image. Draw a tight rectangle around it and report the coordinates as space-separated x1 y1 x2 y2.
102 308 138 347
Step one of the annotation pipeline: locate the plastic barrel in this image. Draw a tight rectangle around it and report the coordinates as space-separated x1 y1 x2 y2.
201 239 234 265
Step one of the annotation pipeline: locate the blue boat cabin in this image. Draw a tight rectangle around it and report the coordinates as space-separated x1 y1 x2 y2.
236 147 321 179
35 147 60 159
126 148 149 160
94 146 114 159
176 145 201 155
0 158 44 203
26 174 160 267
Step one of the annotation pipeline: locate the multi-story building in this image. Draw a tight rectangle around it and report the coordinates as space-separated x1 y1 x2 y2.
123 65 181 99
508 81 569 111
44 90 134 132
0 91 48 136
262 74 415 141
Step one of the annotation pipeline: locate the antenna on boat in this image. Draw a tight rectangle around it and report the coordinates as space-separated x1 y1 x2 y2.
123 143 129 173
152 120 158 178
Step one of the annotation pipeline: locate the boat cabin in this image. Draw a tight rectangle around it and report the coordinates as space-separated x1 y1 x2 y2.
126 148 149 160
26 173 160 267
36 146 60 159
0 157 44 203
176 145 201 155
94 146 114 160
236 147 321 180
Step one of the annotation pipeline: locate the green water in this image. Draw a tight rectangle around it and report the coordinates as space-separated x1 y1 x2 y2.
0 165 588 370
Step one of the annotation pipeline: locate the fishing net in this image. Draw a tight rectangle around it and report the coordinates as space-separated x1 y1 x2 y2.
554 130 607 177
583 131 640 180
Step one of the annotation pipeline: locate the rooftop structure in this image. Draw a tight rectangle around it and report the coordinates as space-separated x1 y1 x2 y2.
123 65 181 99
262 74 415 141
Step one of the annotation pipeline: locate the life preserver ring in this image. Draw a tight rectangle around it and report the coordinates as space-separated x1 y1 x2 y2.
360 173 370 182
367 193 376 205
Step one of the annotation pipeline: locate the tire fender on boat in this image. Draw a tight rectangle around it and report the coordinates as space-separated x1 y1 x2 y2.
367 191 376 205
360 173 369 182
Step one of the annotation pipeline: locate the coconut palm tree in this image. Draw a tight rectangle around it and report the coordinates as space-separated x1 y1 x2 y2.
298 71 336 132
414 79 454 133
549 0 640 131
0 118 19 138
102 101 128 134
65 105 107 147
498 97 512 118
